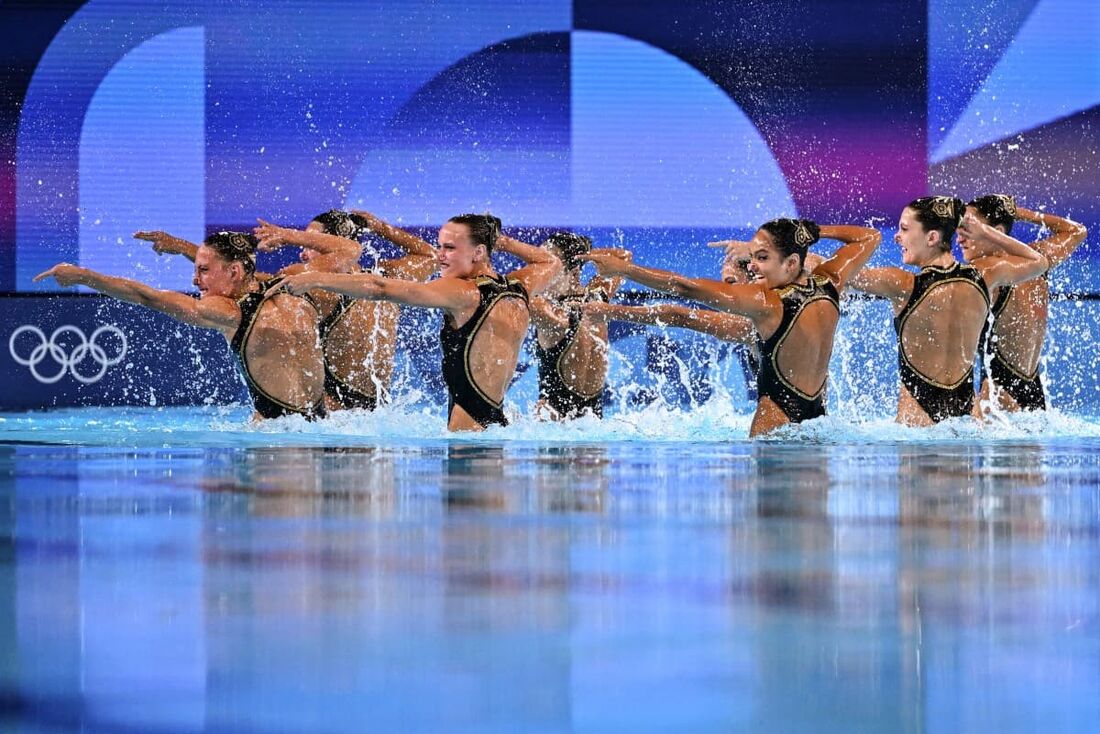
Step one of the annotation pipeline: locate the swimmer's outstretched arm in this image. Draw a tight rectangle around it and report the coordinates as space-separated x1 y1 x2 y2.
134 230 287 281
34 264 239 331
279 271 478 316
581 252 773 322
253 219 361 268
811 225 882 291
495 235 562 295
133 231 199 261
585 301 754 343
1016 207 1088 268
962 213 1049 289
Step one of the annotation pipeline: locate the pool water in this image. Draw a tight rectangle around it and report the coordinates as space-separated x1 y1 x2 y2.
2 406 1099 732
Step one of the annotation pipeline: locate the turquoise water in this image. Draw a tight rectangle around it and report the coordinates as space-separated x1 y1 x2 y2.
2 406 1100 732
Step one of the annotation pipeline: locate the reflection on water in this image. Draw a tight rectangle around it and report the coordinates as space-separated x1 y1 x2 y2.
1 440 1099 732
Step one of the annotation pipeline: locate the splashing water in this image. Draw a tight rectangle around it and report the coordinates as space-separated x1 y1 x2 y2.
3 396 1099 449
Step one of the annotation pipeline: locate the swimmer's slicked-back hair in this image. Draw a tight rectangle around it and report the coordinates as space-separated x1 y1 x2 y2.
546 231 592 272
967 194 1017 235
311 209 370 240
908 196 965 250
448 213 502 254
759 218 821 266
204 231 259 275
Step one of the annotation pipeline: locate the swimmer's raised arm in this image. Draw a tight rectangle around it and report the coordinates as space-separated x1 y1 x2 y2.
133 231 199 261
585 301 755 343
581 252 773 322
348 209 435 258
1016 206 1088 268
34 264 238 331
494 234 562 296
812 224 882 291
253 219 362 273
846 267 913 306
961 213 1049 289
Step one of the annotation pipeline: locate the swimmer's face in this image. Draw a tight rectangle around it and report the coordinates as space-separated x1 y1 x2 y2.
747 229 800 288
193 246 244 298
437 222 486 278
896 207 938 266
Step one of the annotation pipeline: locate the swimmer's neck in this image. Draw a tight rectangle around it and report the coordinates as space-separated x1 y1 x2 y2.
230 277 260 301
917 252 957 270
461 263 498 281
773 269 813 290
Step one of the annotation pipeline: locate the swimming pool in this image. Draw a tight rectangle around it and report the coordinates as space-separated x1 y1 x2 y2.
2 406 1099 732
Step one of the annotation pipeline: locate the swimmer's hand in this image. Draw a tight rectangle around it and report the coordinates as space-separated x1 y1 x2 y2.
957 212 995 242
717 241 754 284
33 263 86 287
253 219 296 252
279 272 331 295
347 209 379 231
133 230 193 256
579 251 632 277
588 248 633 263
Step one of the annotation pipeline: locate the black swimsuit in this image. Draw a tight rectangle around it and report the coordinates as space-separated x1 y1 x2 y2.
734 344 760 402
755 274 839 423
535 290 608 419
440 274 529 428
318 294 379 411
230 276 325 420
979 283 1047 411
893 262 990 422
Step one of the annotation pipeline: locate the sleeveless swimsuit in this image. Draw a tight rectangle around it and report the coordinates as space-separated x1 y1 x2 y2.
893 262 990 422
979 283 1047 411
535 289 609 419
755 274 839 423
440 274 529 428
230 276 325 420
318 294 379 410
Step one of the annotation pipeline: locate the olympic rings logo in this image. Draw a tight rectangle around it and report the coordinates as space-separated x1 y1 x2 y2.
8 324 128 385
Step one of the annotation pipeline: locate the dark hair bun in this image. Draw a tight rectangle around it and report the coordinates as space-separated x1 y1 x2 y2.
206 230 258 254
760 217 820 251
547 232 593 270
311 209 367 240
910 196 964 225
967 194 1017 234
203 231 259 274
796 219 821 246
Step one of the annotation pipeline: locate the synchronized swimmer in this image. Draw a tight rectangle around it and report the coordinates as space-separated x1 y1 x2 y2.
35 195 1086 435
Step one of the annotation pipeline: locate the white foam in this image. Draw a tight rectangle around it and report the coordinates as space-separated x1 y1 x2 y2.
3 400 1099 448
